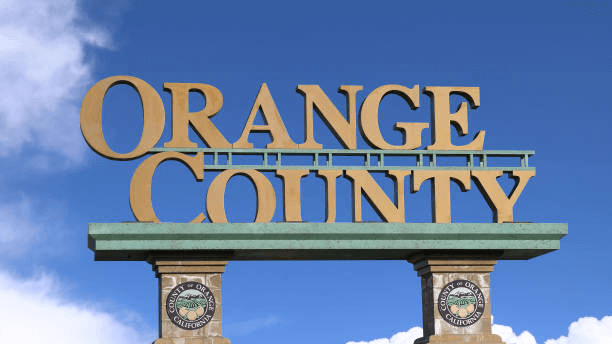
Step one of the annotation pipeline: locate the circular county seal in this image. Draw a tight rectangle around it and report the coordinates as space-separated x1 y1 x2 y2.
166 281 215 330
437 279 485 327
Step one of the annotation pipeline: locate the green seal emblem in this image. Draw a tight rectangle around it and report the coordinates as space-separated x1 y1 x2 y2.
438 279 485 327
166 282 215 330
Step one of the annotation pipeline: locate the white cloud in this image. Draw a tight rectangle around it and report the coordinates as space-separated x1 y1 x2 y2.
225 315 281 336
0 194 67 257
0 269 155 344
346 327 423 344
345 316 612 344
0 0 108 168
493 322 537 344
0 196 40 246
544 316 612 344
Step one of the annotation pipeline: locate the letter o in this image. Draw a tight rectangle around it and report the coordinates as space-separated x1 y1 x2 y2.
80 75 165 160
206 169 275 223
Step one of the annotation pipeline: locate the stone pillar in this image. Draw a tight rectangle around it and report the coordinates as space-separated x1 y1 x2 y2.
410 259 504 344
152 260 231 344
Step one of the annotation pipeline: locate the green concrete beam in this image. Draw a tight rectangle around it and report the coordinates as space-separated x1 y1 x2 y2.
88 223 567 261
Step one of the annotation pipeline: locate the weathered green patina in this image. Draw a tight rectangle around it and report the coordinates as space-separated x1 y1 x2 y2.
149 148 534 171
88 222 567 261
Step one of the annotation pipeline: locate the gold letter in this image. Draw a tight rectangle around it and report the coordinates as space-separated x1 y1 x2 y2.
316 170 343 223
345 170 410 222
276 170 309 221
206 169 276 223
129 152 205 223
163 83 231 148
233 83 297 149
81 76 164 159
360 84 428 150
412 170 471 223
425 86 484 150
471 170 535 223
297 85 363 149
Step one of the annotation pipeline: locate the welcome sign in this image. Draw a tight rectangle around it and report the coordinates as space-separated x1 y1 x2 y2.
82 76 534 226
82 76 566 344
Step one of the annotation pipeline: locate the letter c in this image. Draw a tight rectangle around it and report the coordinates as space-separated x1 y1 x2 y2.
130 152 205 222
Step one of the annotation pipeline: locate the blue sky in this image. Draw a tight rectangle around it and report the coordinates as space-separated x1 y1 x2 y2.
0 1 611 343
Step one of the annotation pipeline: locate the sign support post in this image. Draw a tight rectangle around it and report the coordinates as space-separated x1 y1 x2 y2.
152 259 230 344
409 256 502 344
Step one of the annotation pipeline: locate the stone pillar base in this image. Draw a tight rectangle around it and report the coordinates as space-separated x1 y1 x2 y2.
153 336 231 344
152 260 231 344
415 334 503 344
409 257 504 344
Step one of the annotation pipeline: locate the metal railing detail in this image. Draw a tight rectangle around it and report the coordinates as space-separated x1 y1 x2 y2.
150 148 534 171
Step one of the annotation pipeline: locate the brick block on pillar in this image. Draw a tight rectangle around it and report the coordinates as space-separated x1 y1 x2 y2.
152 260 231 344
410 258 504 344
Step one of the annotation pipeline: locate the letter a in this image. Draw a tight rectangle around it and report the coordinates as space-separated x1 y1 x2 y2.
233 83 297 149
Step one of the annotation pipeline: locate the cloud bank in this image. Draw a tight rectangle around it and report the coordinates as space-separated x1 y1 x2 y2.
492 322 537 344
346 327 423 344
0 2 151 342
345 316 612 344
0 269 155 343
544 316 612 344
0 196 43 250
0 193 71 259
0 0 108 168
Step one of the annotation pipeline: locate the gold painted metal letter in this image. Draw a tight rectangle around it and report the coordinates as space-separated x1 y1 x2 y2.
345 170 410 222
233 83 297 149
471 170 535 223
206 169 276 223
276 170 309 221
129 152 205 223
163 83 231 148
360 84 428 150
81 75 164 159
316 170 343 223
297 85 363 149
412 170 471 223
425 87 485 150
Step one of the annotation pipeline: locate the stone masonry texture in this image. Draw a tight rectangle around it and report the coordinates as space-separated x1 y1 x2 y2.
411 259 504 344
153 261 231 344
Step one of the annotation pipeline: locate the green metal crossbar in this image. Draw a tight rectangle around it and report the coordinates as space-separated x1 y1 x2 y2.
88 222 566 261
150 148 534 171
